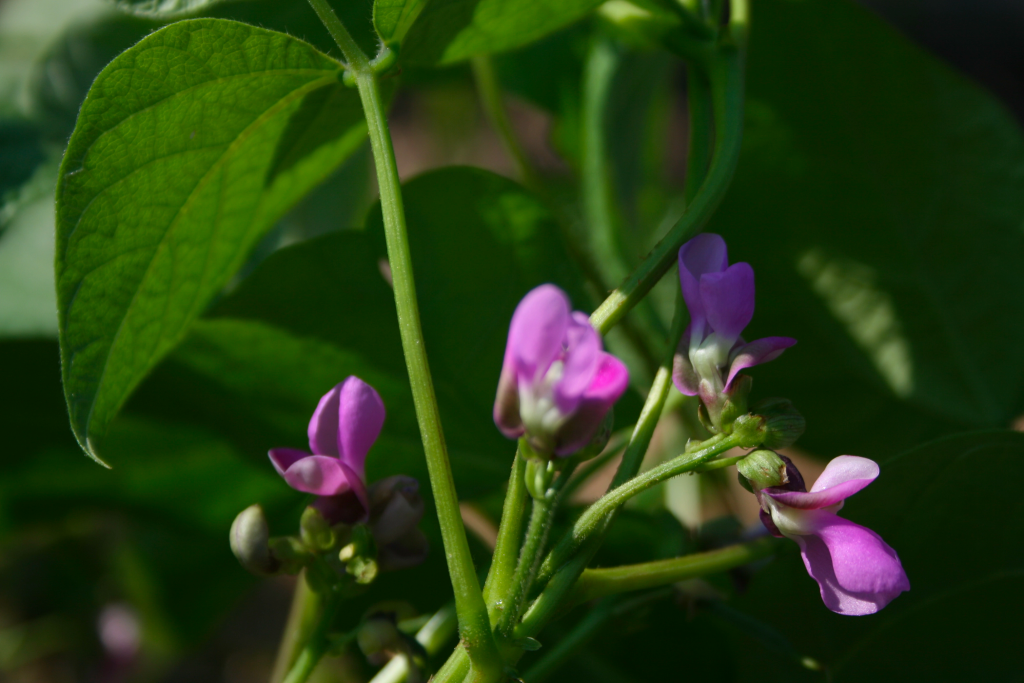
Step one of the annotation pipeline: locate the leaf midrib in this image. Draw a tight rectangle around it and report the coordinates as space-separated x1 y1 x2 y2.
71 72 341 448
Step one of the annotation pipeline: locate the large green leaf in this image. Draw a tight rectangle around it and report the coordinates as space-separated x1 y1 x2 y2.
374 0 428 47
711 0 1024 459
730 430 1024 681
399 0 605 66
55 19 367 462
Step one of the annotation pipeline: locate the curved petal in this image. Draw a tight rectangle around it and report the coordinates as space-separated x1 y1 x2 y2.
308 385 343 457
553 353 629 455
700 262 755 341
724 336 797 389
678 234 728 331
268 448 309 477
337 376 385 477
554 313 601 414
507 284 571 382
815 516 909 595
672 327 700 396
793 520 909 615
493 366 525 438
766 456 878 509
282 455 360 497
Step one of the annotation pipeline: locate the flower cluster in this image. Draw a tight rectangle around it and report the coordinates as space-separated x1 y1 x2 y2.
673 233 795 430
232 377 427 582
493 284 629 457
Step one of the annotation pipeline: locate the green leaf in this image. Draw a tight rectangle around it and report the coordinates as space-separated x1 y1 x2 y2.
55 19 367 462
400 0 605 66
711 0 1024 458
731 430 1024 681
374 0 428 47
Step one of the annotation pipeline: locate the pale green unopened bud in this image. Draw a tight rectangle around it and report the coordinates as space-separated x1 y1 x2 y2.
357 617 402 665
754 398 806 449
300 506 335 551
730 412 767 448
737 449 789 489
230 505 278 576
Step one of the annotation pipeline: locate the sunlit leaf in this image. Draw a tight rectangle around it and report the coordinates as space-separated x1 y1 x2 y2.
55 19 366 462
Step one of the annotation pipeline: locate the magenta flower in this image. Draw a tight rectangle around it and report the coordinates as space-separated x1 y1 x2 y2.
269 376 385 523
494 284 629 456
673 234 795 425
757 455 910 615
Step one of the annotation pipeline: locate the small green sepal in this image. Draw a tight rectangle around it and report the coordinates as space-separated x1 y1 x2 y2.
730 412 766 449
300 506 336 551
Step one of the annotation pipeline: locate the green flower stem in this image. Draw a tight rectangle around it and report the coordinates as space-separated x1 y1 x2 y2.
588 47 744 336
482 450 529 619
306 1 502 679
581 34 628 286
368 605 458 683
270 572 320 683
496 495 554 638
281 590 343 683
433 645 471 683
567 537 778 605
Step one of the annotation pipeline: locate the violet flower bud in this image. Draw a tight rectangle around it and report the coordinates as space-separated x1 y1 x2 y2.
672 234 796 429
493 284 629 457
268 376 385 524
756 455 910 615
367 475 430 571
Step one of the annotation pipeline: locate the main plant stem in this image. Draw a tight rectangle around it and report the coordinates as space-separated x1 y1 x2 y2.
305 1 501 679
281 591 342 683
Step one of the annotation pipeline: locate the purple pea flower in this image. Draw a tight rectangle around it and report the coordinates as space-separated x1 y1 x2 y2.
494 284 629 457
269 376 385 524
757 455 910 615
673 234 796 426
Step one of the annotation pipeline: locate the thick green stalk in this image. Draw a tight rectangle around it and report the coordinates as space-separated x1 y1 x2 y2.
588 47 744 335
305 1 501 678
567 537 778 605
281 592 342 683
271 573 321 683
482 451 529 619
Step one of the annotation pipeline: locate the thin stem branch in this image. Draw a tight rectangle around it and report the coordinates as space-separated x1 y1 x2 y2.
588 47 745 336
368 605 458 683
567 537 778 605
496 496 553 637
482 450 529 620
306 3 501 678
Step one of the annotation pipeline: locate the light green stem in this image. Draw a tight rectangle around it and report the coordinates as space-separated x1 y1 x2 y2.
482 450 528 620
368 605 458 683
281 591 342 683
495 495 553 637
588 47 744 336
567 537 778 605
305 1 501 679
271 573 320 683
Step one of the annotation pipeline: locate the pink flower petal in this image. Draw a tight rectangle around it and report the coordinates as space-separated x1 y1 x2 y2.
724 336 797 389
282 455 360 497
793 518 909 615
700 262 755 341
554 353 629 455
554 313 601 414
765 456 878 510
308 385 343 457
493 366 525 438
671 329 700 396
507 284 571 382
268 448 309 477
337 376 385 478
678 234 729 331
